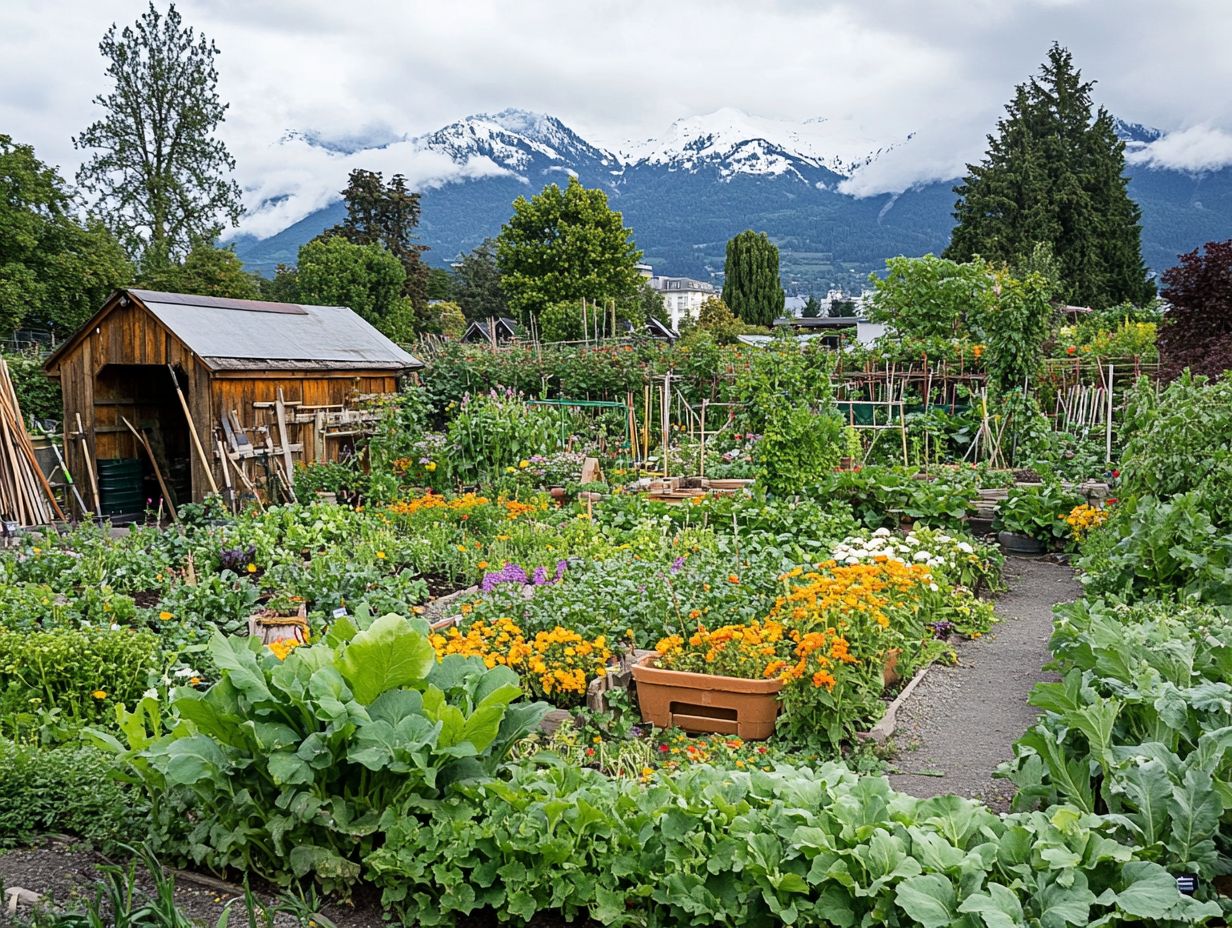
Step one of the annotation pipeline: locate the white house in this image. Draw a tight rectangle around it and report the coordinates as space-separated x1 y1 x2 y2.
650 276 717 330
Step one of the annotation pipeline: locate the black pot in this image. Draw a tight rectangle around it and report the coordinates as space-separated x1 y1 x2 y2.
997 531 1046 555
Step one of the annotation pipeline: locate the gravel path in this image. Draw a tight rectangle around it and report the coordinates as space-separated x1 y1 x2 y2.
887 557 1081 811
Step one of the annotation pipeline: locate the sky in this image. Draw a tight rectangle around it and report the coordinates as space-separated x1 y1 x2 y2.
4 0 1232 238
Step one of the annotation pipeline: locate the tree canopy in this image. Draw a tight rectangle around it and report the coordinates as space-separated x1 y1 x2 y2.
0 135 132 336
324 169 429 317
945 44 1152 308
496 177 643 321
453 238 508 320
74 2 241 269
1158 240 1232 380
295 237 407 335
722 231 785 326
137 242 261 300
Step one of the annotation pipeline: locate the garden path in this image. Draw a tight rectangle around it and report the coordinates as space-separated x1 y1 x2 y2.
886 557 1081 811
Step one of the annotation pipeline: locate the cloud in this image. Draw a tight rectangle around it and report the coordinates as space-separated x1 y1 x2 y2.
231 138 516 240
1125 125 1232 173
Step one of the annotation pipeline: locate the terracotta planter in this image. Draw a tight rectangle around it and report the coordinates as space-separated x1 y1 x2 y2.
630 654 782 740
249 601 309 644
882 647 903 688
548 486 568 501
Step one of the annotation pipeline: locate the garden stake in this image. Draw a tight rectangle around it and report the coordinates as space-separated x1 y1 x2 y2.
74 412 101 513
166 364 219 495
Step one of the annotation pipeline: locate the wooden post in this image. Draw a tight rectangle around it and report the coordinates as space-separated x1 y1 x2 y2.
1105 364 1115 463
74 412 101 513
167 365 218 495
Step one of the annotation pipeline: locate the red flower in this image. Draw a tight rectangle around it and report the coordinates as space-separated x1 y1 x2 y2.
658 744 670 753
1111 470 1120 478
1066 346 1077 355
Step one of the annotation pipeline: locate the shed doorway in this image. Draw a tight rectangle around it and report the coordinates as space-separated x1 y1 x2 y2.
93 364 193 515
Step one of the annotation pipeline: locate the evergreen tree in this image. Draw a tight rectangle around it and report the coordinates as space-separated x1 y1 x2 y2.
453 239 507 320
945 44 1153 308
722 231 785 326
74 2 241 269
323 169 429 318
801 295 823 318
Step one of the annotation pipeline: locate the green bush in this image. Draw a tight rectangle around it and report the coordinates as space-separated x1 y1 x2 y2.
366 757 1219 927
0 740 145 849
0 626 159 736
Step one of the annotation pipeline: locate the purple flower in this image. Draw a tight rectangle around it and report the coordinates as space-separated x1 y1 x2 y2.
531 566 548 585
670 556 685 574
555 560 568 580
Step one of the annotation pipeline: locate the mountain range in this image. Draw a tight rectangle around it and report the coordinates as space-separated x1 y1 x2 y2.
231 108 1232 296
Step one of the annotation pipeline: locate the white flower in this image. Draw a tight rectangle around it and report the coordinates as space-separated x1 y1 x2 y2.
143 688 158 700
937 534 953 544
914 551 932 562
958 542 974 554
174 667 198 678
110 623 122 631
929 583 940 592
845 555 861 565
873 527 891 537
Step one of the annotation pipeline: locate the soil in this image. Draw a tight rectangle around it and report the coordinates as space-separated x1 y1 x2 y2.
0 841 599 928
887 556 1081 810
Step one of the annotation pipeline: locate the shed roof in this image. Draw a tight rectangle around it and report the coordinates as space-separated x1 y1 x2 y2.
45 289 422 373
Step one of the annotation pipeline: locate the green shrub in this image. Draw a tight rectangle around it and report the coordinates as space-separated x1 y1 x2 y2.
0 627 159 736
0 740 145 849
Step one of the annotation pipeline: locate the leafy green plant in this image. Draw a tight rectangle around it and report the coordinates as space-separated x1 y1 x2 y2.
994 482 1083 545
367 756 1219 927
92 613 549 893
0 740 145 850
1078 493 1232 603
1003 598 1232 882
0 627 159 737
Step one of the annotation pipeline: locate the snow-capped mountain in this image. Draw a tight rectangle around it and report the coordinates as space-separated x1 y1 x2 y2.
622 107 895 178
231 108 1232 294
414 109 620 174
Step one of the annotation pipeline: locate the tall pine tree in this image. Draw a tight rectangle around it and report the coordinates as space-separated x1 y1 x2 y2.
946 44 1153 308
722 230 785 326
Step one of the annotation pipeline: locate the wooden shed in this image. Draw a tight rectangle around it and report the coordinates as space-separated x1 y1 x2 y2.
43 289 422 515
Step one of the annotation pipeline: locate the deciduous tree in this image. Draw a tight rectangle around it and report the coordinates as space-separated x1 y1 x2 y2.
74 2 241 269
0 135 132 336
722 231 785 326
295 237 405 335
496 177 642 321
1158 240 1232 380
138 242 261 300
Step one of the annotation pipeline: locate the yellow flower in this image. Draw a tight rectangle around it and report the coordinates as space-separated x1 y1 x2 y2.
376 551 386 560
519 459 529 469
91 690 107 699
506 466 517 474
412 605 425 614
189 677 202 686
158 610 173 621
246 563 257 573
425 461 437 472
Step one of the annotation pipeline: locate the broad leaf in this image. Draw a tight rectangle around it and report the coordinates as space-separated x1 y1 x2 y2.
337 613 435 704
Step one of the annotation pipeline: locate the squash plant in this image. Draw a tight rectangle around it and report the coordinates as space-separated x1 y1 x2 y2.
90 611 548 894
